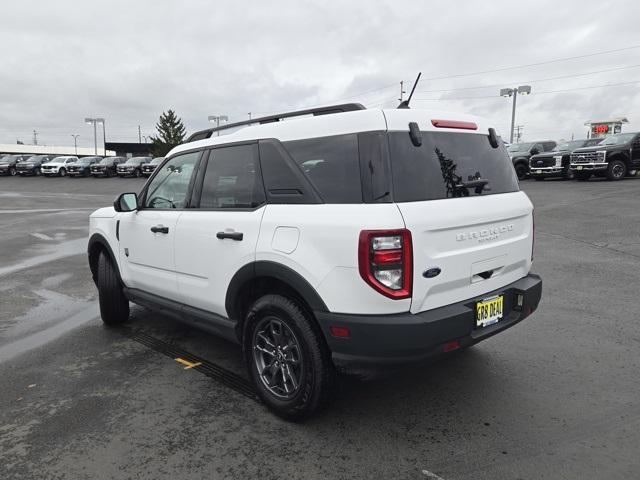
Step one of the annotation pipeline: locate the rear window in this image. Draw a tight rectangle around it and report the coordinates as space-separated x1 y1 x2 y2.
282 134 362 203
389 131 519 202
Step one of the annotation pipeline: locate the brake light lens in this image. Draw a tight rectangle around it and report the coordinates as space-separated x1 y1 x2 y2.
431 119 478 130
358 229 412 299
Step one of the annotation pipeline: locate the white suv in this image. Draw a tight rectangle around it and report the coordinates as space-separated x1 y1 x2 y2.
42 156 79 176
88 104 542 419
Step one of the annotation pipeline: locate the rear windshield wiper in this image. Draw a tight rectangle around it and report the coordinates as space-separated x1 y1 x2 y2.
455 179 490 194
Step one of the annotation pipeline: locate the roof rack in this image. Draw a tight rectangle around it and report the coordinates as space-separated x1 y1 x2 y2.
186 103 366 143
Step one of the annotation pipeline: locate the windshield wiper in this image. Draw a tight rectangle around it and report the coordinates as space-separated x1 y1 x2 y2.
455 179 490 195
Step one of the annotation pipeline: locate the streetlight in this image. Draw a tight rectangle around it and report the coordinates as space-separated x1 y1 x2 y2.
499 85 531 143
85 117 106 155
71 134 80 155
208 115 229 136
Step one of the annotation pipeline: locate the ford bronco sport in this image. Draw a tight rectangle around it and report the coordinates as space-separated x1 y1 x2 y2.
88 104 542 419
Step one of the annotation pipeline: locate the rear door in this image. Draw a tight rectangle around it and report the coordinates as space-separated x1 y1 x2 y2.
174 143 266 317
387 130 534 314
118 150 201 301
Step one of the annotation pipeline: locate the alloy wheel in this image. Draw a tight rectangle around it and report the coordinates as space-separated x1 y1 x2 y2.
252 317 304 399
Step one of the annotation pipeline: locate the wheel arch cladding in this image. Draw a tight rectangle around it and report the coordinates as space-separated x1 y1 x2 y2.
225 260 329 326
88 233 122 286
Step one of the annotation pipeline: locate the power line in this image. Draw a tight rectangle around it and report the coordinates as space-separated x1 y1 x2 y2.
414 79 640 101
420 44 640 81
415 64 640 94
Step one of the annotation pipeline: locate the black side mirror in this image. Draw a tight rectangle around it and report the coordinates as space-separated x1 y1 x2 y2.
530 148 540 155
114 192 138 212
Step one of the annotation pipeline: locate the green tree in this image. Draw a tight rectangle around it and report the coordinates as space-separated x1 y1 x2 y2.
149 109 187 156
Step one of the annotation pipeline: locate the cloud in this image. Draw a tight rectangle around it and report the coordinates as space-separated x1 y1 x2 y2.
0 0 639 147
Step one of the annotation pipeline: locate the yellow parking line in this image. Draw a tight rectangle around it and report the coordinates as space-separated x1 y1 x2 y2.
175 358 202 370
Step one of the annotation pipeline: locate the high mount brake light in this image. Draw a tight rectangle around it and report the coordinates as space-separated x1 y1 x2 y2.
431 119 478 130
358 229 412 299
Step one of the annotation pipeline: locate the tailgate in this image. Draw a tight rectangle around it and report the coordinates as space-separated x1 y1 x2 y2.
398 192 533 314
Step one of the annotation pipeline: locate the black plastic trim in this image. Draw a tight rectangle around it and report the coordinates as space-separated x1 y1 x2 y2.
87 233 123 286
225 261 329 321
123 287 239 343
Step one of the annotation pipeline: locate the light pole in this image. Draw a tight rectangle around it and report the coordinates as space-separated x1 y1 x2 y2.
208 115 229 136
71 134 79 155
85 118 106 155
499 86 531 143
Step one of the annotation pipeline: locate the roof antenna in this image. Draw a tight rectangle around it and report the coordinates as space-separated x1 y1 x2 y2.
397 72 421 109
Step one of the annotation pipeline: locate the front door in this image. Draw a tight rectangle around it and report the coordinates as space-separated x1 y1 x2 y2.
632 135 640 167
175 143 266 317
118 150 201 301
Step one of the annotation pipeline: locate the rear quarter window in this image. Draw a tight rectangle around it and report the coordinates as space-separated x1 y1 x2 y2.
388 131 519 202
282 134 362 203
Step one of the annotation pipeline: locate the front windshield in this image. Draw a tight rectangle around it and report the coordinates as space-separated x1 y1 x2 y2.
127 157 149 164
98 158 112 165
23 156 43 162
150 157 164 165
507 143 533 153
553 141 583 151
598 133 635 146
1 155 19 162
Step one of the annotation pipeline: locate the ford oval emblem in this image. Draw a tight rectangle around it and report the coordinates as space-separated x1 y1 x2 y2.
423 267 441 278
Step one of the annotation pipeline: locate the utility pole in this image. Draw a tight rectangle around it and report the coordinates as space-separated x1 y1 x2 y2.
208 115 229 136
138 125 142 143
398 81 406 102
500 86 532 143
33 130 38 145
71 134 79 155
514 125 524 143
248 112 252 120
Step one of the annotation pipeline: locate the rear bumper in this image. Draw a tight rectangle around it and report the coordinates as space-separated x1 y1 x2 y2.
316 273 542 369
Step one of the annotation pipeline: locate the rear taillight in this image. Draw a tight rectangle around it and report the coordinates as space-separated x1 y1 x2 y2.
358 229 412 299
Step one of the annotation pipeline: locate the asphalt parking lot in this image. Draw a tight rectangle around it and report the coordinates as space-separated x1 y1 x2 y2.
1 175 639 480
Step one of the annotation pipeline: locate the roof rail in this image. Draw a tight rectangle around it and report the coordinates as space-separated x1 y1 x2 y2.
186 103 366 143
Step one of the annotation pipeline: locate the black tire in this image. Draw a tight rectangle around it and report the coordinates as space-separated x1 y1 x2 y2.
59 167 66 177
35 167 42 176
9 166 16 176
514 163 528 181
97 252 129 326
606 159 626 181
134 168 141 178
563 168 574 180
244 294 335 421
626 169 637 177
575 172 591 181
533 177 544 181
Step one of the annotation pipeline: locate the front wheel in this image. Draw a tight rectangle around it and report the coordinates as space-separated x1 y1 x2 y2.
514 163 528 181
627 169 637 177
533 177 544 181
575 172 591 181
244 295 335 421
9 166 16 176
59 168 66 177
563 168 574 180
35 168 42 176
134 168 141 178
97 252 129 325
606 160 626 181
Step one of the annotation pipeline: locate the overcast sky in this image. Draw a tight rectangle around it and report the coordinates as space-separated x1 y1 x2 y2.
1 0 639 147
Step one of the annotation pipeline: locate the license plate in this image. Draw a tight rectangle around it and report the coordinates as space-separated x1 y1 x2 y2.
576 165 583 170
476 295 504 328
534 170 541 174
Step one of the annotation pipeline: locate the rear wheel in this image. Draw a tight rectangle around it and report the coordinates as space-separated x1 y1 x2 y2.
244 294 335 421
9 166 16 176
606 160 626 181
97 252 129 325
627 169 637 177
35 167 42 176
575 172 591 181
134 168 141 178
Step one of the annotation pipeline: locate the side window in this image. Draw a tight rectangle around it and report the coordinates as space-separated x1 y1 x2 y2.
199 144 265 209
282 134 362 203
144 151 200 209
633 136 640 148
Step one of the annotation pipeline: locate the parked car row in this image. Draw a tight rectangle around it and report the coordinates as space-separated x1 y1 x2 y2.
0 154 163 178
507 131 640 181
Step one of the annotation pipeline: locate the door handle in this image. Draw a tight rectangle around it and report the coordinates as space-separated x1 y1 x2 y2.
150 225 169 234
216 231 243 241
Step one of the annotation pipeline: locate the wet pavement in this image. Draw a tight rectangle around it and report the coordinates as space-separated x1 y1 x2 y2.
0 175 639 479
